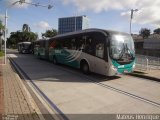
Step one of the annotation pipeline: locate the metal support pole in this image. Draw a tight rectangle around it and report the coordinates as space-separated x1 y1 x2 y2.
130 11 132 34
130 9 133 34
75 13 77 31
4 9 7 65
129 9 138 34
146 57 149 71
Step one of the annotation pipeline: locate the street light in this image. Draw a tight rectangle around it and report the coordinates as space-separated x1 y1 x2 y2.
19 0 53 9
75 12 77 31
130 9 138 34
4 10 7 65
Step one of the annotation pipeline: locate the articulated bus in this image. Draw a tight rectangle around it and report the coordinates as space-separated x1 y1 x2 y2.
34 39 48 59
18 42 33 54
34 28 135 76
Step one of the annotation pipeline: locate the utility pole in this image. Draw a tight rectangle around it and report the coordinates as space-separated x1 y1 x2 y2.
130 9 138 34
75 12 77 31
4 9 8 64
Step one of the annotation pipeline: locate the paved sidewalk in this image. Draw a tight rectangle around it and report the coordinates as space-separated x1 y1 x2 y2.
0 57 4 119
0 57 44 120
128 68 160 81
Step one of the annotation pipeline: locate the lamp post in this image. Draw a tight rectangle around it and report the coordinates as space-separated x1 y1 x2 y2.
130 9 138 34
18 0 53 9
75 12 77 31
4 0 53 64
4 9 7 65
4 1 20 64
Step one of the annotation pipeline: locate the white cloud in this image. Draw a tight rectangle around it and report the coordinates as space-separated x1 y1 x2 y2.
62 0 138 12
5 0 32 8
62 0 160 27
121 1 160 27
34 21 50 29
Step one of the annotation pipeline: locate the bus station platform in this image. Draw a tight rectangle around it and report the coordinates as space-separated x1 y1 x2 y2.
0 57 46 120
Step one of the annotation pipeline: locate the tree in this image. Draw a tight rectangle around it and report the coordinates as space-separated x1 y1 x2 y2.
22 32 38 42
42 29 58 38
139 28 151 38
7 32 18 48
153 28 160 34
7 31 38 48
7 24 38 48
0 20 4 50
0 20 4 31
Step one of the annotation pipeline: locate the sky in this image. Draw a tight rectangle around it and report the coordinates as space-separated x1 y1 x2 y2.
0 0 160 38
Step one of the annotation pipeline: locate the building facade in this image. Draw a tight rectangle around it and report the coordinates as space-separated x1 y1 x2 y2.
133 34 160 57
58 15 89 34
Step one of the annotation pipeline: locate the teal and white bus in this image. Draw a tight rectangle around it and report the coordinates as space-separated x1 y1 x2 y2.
34 39 49 59
18 42 33 54
34 28 135 76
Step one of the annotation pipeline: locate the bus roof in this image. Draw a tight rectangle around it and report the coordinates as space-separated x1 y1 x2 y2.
35 39 49 42
50 28 130 40
18 42 31 44
53 28 107 39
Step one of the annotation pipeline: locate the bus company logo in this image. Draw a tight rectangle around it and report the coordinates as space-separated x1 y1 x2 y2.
64 49 83 63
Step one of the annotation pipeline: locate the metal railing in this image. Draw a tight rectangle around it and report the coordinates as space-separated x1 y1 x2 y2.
135 54 160 71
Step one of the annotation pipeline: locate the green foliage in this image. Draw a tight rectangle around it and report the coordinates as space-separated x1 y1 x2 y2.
7 24 38 48
7 31 38 48
0 51 4 57
139 28 151 38
0 20 4 37
42 29 58 38
0 20 4 51
0 20 4 31
153 28 160 34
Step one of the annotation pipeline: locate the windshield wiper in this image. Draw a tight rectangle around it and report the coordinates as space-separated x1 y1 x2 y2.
118 44 125 59
125 44 135 59
118 43 134 60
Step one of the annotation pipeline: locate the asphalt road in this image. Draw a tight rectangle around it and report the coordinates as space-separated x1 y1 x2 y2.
7 49 160 120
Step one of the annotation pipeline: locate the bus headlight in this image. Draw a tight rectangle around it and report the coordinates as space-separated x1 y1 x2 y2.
132 63 135 69
111 65 117 71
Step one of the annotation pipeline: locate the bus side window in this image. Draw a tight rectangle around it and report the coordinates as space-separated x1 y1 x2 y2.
96 43 104 58
55 40 63 49
85 39 91 52
84 36 94 55
76 36 85 50
62 39 71 49
71 39 76 50
35 42 39 48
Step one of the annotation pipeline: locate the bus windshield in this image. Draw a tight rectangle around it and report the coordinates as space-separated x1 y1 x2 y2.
110 34 135 60
23 44 31 49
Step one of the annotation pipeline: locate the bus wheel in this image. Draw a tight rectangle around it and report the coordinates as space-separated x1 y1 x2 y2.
81 62 89 74
53 56 58 64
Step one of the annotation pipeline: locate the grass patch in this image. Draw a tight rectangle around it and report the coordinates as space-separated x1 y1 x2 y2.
0 51 4 57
